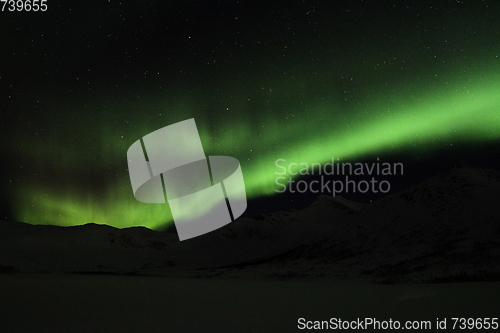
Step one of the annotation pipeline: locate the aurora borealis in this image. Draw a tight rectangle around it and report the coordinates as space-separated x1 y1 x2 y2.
1 1 499 230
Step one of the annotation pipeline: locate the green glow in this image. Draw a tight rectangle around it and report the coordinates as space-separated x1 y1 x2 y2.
212 68 500 197
16 179 172 230
13 63 500 230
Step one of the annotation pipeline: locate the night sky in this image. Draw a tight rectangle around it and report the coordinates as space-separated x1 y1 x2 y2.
1 1 499 230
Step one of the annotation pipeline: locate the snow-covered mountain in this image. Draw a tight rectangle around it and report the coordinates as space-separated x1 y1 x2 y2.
1 164 499 282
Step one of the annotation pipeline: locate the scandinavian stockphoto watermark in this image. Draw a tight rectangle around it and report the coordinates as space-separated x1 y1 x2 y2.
275 158 403 196
127 118 247 241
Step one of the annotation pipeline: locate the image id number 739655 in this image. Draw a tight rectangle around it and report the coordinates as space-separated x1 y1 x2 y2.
2 0 48 11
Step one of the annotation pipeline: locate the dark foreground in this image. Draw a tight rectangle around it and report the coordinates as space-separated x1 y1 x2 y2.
1 274 499 332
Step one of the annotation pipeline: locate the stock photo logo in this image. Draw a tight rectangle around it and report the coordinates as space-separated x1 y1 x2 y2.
127 119 247 240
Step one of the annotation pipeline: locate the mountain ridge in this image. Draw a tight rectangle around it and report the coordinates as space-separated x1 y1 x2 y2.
1 164 499 282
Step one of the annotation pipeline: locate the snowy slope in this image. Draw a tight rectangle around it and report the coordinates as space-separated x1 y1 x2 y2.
1 164 499 282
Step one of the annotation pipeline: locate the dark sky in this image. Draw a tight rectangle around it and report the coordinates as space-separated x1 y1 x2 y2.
1 0 499 229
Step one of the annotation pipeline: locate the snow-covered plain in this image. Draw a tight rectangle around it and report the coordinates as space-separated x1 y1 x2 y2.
1 274 500 332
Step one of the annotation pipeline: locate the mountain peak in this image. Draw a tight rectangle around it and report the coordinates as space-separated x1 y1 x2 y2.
311 194 364 212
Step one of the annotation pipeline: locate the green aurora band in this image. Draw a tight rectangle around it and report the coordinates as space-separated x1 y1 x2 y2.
13 63 500 230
